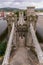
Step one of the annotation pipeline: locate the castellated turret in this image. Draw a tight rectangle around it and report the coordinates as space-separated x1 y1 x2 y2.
26 6 38 47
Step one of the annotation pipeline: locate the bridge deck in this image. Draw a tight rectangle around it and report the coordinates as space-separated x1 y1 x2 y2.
9 47 39 65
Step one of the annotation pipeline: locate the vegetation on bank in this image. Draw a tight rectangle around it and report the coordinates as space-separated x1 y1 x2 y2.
0 28 8 56
0 40 7 56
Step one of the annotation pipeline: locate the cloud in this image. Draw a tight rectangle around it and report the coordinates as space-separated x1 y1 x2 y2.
9 1 43 9
14 0 42 3
0 0 43 9
0 0 15 2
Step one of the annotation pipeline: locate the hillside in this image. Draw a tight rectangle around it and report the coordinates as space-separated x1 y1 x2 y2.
0 7 20 11
35 8 43 12
0 7 43 12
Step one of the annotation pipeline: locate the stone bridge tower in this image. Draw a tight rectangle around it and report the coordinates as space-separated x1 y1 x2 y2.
6 12 17 38
26 6 38 47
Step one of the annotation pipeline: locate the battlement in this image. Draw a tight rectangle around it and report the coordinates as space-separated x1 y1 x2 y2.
27 6 35 16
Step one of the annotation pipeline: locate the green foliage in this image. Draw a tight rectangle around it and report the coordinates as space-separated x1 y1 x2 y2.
0 41 7 56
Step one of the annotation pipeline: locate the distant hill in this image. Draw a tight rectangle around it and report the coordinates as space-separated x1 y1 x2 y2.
35 8 43 12
0 7 43 12
0 7 20 11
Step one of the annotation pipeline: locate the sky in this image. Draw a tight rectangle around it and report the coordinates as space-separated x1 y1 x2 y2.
0 0 43 9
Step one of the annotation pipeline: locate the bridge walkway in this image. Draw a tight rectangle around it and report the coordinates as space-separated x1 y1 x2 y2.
9 47 39 65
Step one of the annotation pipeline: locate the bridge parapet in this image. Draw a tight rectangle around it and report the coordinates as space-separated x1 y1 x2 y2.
2 23 14 65
30 23 43 64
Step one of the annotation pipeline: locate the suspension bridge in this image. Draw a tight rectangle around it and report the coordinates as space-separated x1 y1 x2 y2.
1 7 43 65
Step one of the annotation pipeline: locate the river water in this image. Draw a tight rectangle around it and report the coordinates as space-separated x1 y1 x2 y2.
0 19 7 35
36 15 43 39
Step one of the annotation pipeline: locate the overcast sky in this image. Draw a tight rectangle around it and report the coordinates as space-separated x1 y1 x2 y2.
0 0 43 9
